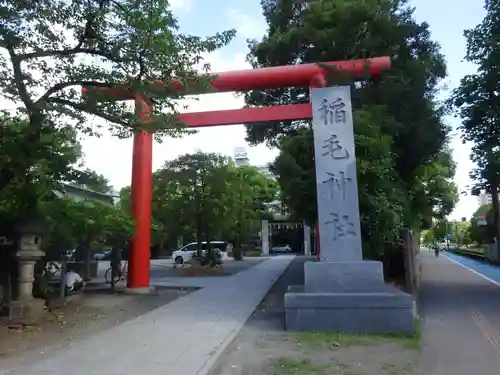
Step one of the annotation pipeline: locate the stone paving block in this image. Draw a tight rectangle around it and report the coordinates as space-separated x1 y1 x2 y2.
9 255 294 375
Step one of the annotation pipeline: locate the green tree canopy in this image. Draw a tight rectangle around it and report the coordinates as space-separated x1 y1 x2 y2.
469 204 495 245
242 0 458 259
0 116 82 223
271 108 406 258
229 164 279 247
41 197 134 260
450 0 500 249
76 169 114 194
0 114 130 263
0 0 235 192
120 152 279 254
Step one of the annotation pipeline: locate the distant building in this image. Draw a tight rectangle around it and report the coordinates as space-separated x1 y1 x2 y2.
233 147 275 179
233 146 288 219
478 192 493 207
233 146 274 178
54 183 119 205
256 165 274 180
233 146 250 167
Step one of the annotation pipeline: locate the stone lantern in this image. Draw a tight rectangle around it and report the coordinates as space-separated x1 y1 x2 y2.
11 217 46 321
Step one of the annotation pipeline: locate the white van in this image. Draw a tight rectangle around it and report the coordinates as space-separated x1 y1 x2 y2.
171 241 229 265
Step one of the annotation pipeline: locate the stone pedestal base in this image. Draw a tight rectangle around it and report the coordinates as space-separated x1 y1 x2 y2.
284 261 415 334
9 298 46 323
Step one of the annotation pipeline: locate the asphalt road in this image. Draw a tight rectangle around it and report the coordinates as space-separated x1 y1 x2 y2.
89 257 269 281
419 250 500 375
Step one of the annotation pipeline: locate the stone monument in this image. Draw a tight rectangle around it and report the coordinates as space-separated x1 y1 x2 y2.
284 86 414 334
303 223 311 256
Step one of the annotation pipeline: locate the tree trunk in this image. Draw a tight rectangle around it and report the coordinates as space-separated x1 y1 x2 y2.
236 203 243 251
490 184 500 256
84 247 92 281
195 182 203 257
195 215 202 257
204 229 214 267
236 171 243 252
59 253 67 302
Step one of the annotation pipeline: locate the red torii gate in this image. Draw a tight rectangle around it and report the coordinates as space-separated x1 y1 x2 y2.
82 57 391 291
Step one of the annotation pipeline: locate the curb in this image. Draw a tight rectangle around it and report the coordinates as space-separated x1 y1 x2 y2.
195 256 296 375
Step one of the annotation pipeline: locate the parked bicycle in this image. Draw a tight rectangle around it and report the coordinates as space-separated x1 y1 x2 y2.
105 261 128 284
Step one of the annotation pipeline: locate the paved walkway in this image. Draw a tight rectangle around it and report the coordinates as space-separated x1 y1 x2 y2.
419 250 500 375
9 255 294 375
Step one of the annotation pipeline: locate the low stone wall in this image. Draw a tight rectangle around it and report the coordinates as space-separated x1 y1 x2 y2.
483 244 500 263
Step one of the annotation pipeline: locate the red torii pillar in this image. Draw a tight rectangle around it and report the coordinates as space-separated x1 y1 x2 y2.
82 57 391 291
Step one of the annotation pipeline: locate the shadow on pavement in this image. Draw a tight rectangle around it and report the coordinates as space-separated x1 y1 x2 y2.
245 256 313 331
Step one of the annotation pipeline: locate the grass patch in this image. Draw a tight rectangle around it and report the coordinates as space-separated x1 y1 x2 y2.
459 246 484 254
452 249 485 260
291 318 421 351
244 250 262 257
180 266 230 277
267 358 368 375
267 358 329 375
381 360 419 375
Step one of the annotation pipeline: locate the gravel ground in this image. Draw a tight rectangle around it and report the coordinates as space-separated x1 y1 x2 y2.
0 286 193 374
0 256 420 375
0 257 265 374
207 256 421 375
87 258 267 282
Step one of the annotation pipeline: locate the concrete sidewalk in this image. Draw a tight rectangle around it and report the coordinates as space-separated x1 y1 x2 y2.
8 255 294 375
419 250 500 375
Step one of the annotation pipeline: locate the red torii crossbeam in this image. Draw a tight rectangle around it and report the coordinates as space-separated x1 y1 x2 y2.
82 57 391 291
